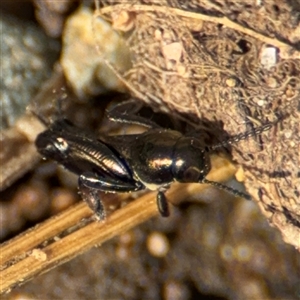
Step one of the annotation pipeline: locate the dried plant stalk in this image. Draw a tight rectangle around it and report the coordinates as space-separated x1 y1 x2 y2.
100 4 294 51
0 67 66 191
0 155 237 294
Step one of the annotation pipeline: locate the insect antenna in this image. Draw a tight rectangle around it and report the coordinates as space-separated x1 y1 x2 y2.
29 106 50 127
201 120 278 200
208 122 274 151
201 178 252 200
29 90 68 127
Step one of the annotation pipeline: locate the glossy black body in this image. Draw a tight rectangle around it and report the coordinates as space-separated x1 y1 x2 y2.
36 119 143 192
35 100 273 219
130 129 210 186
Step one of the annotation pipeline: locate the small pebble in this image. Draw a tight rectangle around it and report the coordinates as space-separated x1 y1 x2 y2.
147 231 170 257
1 13 58 129
61 7 131 99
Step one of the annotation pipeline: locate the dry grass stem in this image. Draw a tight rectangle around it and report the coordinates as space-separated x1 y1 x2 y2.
0 67 66 191
0 155 236 294
99 4 293 51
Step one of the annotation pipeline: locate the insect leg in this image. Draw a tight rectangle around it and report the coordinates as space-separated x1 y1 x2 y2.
79 172 143 220
79 183 106 220
79 172 141 192
157 191 170 217
107 99 161 129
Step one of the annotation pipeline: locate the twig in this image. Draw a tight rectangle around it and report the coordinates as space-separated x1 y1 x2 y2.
100 4 294 51
0 130 40 191
0 154 237 294
0 67 65 191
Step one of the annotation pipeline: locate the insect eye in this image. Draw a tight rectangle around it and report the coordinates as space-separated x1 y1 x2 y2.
183 167 200 182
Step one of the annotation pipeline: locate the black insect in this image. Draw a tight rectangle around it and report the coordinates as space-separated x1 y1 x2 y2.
35 100 273 220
